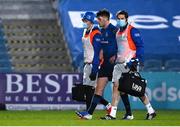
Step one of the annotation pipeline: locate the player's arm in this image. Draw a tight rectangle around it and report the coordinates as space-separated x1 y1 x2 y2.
109 26 118 64
131 28 144 65
90 33 102 80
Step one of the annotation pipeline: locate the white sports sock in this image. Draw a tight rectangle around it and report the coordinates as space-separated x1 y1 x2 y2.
109 106 117 118
145 103 155 114
106 103 111 110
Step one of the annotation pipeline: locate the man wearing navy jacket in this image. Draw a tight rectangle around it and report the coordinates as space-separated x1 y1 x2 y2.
76 9 117 120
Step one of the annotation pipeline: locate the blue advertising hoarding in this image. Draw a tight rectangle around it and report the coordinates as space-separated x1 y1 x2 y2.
58 0 180 68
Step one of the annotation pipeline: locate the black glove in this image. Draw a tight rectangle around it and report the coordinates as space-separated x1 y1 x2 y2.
127 58 139 71
89 72 96 81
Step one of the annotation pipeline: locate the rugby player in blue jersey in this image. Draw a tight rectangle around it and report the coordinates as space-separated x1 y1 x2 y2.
75 9 117 120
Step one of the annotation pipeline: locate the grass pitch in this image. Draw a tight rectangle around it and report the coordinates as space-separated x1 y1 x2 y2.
0 110 180 126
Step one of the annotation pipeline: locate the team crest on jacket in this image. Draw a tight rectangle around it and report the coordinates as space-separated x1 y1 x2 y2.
105 32 108 37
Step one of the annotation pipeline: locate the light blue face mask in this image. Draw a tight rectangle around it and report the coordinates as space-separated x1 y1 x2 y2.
83 23 88 28
117 19 127 27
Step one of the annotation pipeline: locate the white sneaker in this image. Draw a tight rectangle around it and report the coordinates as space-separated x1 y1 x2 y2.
75 111 92 120
122 114 134 120
83 114 92 120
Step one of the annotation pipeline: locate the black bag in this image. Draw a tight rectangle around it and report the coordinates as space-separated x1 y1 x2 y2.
0 103 6 110
72 83 86 102
118 71 147 97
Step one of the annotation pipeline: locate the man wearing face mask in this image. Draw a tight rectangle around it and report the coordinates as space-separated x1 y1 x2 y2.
75 11 112 114
80 11 105 109
76 9 117 120
102 10 156 120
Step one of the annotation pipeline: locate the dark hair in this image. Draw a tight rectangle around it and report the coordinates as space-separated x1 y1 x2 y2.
116 10 128 19
96 9 110 20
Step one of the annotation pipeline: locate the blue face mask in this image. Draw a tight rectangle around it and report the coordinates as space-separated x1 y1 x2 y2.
117 19 127 27
83 23 88 28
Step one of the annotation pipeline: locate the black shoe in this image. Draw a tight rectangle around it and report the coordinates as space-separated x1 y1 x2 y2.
100 114 116 120
122 114 134 120
146 112 157 120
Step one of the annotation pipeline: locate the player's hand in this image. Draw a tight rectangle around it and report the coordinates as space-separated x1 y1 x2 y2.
127 58 139 71
109 55 116 64
89 73 96 81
